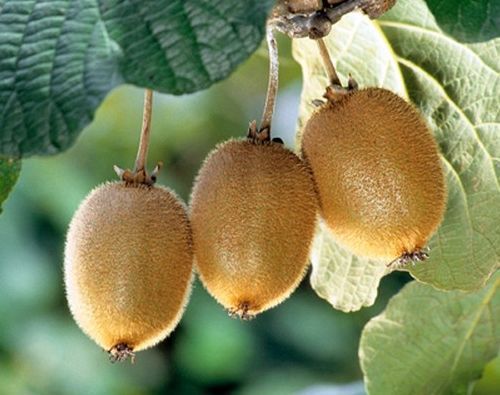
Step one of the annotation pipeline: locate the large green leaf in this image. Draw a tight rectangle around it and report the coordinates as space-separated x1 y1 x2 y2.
359 272 500 395
0 0 274 156
0 157 21 213
424 0 500 43
293 0 499 310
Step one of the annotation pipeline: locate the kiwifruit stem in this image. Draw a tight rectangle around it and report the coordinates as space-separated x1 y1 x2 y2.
134 89 153 173
316 38 341 86
259 26 279 137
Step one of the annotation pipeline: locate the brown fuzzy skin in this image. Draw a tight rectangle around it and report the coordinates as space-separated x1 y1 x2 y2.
190 139 318 317
301 88 446 260
64 182 193 352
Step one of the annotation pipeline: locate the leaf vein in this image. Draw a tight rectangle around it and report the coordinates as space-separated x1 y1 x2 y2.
394 56 499 191
378 20 498 75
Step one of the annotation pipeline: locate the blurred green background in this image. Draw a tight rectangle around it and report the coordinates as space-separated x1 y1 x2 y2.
0 38 498 395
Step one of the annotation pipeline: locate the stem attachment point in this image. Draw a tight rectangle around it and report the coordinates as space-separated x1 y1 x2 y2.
108 343 135 363
386 248 430 268
114 89 161 186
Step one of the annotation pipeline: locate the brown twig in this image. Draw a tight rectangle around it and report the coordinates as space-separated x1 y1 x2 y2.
269 0 396 39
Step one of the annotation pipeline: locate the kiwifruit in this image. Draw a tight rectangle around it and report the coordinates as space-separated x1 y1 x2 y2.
301 87 446 263
190 135 318 319
64 182 193 361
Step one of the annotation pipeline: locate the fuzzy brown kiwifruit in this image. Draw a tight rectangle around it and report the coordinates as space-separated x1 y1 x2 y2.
64 182 193 360
190 138 318 319
301 87 446 262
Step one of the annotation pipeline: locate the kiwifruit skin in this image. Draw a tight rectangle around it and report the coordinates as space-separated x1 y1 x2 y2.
64 182 193 352
190 139 318 316
301 88 446 259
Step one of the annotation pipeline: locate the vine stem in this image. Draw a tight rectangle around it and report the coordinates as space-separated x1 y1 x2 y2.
259 26 279 135
316 38 341 86
134 89 153 172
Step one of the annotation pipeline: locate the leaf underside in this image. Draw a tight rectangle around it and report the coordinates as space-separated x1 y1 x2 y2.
0 0 274 156
360 273 500 395
293 0 499 312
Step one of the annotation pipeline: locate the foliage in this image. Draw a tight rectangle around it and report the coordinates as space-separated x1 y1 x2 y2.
0 157 20 213
0 0 274 156
360 272 500 395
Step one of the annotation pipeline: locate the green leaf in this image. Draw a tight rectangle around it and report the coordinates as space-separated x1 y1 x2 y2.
424 0 500 43
0 157 21 213
293 0 499 310
0 0 274 156
359 272 500 395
